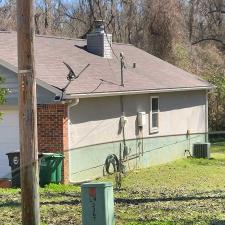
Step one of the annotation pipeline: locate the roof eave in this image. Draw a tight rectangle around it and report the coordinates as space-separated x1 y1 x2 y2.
0 58 62 96
65 86 214 99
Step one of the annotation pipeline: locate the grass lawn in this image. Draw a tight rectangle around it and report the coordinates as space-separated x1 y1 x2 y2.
1 142 225 225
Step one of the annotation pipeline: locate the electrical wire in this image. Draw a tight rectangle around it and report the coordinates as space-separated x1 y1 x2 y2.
89 78 123 94
89 80 104 93
72 134 205 176
100 79 121 87
4 133 205 180
4 131 224 180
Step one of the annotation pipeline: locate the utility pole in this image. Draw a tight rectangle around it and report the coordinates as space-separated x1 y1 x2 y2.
17 0 40 224
120 52 125 87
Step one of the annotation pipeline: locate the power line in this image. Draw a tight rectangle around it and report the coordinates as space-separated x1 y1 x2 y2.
70 134 204 175
4 132 213 179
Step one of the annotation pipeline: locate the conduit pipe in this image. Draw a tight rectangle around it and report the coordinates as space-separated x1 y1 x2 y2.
205 90 209 142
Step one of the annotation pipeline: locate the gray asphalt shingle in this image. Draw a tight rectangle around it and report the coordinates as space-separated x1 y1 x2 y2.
0 31 212 97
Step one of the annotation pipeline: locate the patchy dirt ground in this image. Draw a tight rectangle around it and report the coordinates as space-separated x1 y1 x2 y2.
1 142 225 225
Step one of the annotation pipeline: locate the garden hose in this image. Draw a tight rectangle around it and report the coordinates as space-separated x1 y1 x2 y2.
105 154 119 175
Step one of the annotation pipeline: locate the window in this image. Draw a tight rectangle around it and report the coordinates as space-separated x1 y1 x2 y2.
150 96 159 133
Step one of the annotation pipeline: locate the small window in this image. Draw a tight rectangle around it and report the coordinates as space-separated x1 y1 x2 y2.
150 96 159 133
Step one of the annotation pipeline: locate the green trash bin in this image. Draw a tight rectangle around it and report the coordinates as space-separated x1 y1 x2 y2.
39 153 64 187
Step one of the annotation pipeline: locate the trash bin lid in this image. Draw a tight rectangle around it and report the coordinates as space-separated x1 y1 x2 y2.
6 151 20 156
81 182 113 188
41 153 64 158
41 153 55 156
6 151 43 157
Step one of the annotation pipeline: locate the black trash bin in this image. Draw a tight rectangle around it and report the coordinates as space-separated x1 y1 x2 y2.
6 151 20 187
6 151 43 188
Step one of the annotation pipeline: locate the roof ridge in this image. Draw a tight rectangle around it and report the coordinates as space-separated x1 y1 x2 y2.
36 34 85 41
0 31 133 47
36 34 132 47
0 31 85 42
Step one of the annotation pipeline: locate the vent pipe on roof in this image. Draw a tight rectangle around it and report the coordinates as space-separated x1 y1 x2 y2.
87 20 112 58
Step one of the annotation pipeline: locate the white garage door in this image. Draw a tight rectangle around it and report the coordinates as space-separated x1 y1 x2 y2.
0 108 19 178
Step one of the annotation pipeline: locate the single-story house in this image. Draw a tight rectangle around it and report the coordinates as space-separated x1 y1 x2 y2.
0 24 213 183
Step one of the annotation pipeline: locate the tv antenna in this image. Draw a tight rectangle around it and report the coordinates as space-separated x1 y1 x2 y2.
120 52 126 87
62 62 90 92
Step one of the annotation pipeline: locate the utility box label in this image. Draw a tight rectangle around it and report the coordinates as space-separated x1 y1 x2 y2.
89 188 97 221
88 188 96 198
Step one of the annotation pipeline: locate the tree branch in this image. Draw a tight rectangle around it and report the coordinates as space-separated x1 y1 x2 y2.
208 10 225 14
192 37 225 47
64 12 87 25
60 3 87 25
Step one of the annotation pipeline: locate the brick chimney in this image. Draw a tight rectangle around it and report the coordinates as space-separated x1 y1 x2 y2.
87 20 112 58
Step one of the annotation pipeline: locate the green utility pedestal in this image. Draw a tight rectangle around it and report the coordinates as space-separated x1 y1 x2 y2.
81 182 115 225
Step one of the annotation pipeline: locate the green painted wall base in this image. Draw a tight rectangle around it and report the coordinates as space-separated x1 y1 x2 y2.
69 134 206 183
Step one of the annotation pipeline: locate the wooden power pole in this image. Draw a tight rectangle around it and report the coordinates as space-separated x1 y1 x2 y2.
17 0 40 224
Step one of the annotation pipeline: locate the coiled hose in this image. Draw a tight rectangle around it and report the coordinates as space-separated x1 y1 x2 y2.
105 154 119 175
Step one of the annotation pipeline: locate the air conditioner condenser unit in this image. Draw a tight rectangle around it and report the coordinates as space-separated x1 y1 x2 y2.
193 143 211 159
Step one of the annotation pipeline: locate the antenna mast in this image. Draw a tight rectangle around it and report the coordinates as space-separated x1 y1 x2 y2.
120 52 125 87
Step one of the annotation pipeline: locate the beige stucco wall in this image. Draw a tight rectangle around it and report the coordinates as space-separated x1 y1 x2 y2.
69 90 207 149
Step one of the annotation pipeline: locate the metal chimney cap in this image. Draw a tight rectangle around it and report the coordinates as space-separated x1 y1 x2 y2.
94 20 105 33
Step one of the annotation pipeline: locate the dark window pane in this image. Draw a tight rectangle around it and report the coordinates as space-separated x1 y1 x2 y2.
152 98 159 111
152 113 158 128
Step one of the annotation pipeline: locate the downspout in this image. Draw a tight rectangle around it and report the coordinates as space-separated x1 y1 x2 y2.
66 98 80 183
205 90 209 143
120 95 126 148
68 98 80 108
120 52 126 149
54 89 80 183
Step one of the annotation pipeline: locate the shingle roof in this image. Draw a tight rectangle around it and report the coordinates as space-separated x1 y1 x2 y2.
0 31 212 98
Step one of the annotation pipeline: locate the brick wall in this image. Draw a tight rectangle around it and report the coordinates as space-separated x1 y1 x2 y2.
37 104 69 184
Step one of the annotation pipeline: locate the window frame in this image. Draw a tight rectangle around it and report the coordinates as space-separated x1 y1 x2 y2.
150 96 160 133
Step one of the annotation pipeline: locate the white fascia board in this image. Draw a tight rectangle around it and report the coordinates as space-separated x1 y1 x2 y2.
0 58 18 73
0 58 62 96
65 86 214 99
